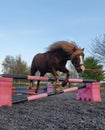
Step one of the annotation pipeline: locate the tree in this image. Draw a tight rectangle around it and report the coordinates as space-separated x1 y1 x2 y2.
2 55 30 75
91 34 105 65
81 57 104 81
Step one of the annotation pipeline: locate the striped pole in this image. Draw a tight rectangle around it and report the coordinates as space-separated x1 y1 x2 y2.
2 74 97 83
13 84 86 104
28 76 49 81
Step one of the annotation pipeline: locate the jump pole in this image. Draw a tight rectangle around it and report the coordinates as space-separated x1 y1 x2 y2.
13 81 101 104
2 74 97 83
13 85 86 104
12 76 96 104
28 76 97 83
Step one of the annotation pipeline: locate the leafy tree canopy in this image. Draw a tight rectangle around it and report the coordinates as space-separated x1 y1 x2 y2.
2 55 30 75
81 57 104 81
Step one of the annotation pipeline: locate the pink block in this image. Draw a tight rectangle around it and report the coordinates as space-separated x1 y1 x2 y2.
0 77 13 106
46 83 54 93
28 93 48 101
28 76 49 81
76 82 101 102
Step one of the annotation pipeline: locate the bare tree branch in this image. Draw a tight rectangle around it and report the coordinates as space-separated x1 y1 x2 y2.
91 34 105 64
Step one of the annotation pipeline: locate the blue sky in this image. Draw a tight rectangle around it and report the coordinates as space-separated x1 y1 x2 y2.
0 0 105 72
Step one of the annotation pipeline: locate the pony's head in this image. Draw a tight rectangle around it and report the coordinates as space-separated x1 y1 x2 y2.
71 47 85 73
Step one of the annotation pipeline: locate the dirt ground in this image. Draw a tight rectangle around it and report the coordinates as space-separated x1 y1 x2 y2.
0 90 105 130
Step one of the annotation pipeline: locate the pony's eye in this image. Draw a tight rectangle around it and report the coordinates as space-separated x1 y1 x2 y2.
76 55 79 58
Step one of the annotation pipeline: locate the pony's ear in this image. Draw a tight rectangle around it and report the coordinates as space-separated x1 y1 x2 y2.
82 48 84 51
72 47 76 52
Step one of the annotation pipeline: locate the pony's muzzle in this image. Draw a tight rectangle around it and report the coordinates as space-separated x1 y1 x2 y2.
80 65 85 72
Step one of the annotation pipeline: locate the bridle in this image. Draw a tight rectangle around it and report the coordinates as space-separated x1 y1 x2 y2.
71 51 85 72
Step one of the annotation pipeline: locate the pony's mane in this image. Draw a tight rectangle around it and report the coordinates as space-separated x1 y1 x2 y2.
47 41 78 53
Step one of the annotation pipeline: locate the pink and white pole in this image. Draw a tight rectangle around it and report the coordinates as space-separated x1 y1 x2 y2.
28 76 96 83
23 85 86 102
28 76 49 81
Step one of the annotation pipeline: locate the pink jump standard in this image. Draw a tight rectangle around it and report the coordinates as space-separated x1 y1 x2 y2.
0 77 13 106
76 82 101 102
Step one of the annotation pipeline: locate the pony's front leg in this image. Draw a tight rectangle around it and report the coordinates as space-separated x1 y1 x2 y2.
29 80 33 89
35 80 40 93
62 69 70 87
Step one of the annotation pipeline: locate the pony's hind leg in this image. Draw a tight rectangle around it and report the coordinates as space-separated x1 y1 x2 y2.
35 80 40 93
35 73 45 93
29 80 33 89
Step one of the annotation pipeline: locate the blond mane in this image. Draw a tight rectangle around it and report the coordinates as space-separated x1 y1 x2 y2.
47 41 78 54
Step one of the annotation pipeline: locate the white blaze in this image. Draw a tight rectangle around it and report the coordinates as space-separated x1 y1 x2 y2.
79 55 83 65
79 55 85 71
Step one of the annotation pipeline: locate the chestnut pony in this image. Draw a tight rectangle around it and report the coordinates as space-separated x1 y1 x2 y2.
30 41 85 93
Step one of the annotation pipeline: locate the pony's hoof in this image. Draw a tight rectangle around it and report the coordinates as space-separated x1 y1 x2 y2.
29 87 32 89
35 91 38 94
35 88 39 94
55 86 63 93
